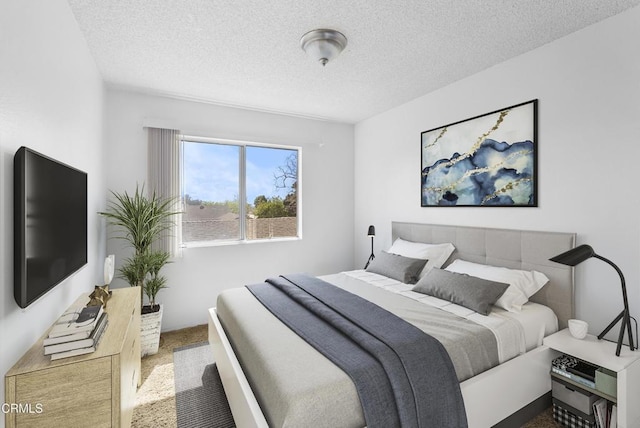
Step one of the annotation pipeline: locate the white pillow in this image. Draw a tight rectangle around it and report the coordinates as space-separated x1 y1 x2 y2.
444 259 550 312
388 238 455 277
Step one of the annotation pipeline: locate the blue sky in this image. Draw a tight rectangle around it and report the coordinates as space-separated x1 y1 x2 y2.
182 141 296 204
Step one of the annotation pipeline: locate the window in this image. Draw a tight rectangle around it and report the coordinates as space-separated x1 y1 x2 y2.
181 137 300 245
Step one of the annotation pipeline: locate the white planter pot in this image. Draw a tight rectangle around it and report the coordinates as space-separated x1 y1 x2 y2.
140 304 163 357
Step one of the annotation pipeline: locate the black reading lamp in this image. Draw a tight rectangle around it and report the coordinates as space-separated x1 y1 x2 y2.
549 244 635 356
364 225 375 269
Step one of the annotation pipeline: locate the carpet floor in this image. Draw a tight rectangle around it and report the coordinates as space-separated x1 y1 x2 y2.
131 324 560 427
132 324 209 427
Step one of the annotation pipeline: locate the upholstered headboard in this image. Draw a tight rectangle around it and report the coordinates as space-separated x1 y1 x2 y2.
391 222 576 329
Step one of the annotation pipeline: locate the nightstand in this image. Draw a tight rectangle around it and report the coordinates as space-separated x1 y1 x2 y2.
543 328 640 427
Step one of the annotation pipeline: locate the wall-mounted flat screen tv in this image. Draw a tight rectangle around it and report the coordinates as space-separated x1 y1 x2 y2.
14 147 88 308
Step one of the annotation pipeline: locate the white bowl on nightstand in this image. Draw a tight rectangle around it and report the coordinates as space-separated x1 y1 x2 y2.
568 319 589 339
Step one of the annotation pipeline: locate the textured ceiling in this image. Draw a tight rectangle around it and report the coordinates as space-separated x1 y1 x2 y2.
67 0 640 123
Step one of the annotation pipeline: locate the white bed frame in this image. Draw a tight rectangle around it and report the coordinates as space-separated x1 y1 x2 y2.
208 222 576 427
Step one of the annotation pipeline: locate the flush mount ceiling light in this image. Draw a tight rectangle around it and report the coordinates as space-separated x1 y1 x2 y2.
300 29 347 66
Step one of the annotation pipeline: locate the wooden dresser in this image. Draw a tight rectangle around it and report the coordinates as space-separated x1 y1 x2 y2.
5 287 141 428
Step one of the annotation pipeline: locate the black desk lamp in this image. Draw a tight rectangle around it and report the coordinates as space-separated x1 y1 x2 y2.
550 244 635 356
364 225 375 269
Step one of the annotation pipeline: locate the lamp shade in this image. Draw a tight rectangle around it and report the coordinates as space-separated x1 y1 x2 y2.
367 225 375 237
549 244 595 266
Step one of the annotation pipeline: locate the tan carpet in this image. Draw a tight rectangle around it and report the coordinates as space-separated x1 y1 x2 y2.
131 324 560 427
523 407 561 427
132 324 208 427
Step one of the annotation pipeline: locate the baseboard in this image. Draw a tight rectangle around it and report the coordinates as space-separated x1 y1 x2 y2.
492 392 551 428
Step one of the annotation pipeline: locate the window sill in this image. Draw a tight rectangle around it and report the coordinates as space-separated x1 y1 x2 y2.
181 236 301 249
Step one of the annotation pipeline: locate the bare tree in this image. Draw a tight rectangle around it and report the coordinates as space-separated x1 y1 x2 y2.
274 153 297 217
274 153 297 191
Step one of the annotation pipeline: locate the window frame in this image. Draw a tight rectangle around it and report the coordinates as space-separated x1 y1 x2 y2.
180 135 302 247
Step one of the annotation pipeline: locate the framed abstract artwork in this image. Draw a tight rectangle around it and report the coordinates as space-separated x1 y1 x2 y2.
421 99 538 207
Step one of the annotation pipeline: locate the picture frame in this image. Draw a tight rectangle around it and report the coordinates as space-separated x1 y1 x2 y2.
421 99 538 207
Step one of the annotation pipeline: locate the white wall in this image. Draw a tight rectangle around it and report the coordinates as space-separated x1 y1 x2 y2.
105 90 355 331
354 6 640 341
0 0 106 421
2 3 635 421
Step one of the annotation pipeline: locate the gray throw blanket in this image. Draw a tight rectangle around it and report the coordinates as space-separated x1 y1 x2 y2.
246 273 468 428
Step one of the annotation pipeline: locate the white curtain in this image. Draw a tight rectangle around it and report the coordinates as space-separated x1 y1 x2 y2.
147 127 182 257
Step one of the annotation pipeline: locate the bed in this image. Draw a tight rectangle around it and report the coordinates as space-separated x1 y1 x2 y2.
208 222 576 427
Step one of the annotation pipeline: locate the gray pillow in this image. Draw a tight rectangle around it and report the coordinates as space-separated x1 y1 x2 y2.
365 251 428 284
412 268 509 315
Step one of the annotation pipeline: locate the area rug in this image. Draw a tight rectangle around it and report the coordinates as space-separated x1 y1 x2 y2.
173 342 235 428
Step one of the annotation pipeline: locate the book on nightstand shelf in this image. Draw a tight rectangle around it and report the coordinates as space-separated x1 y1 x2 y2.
47 304 104 338
552 354 598 389
49 315 109 360
44 312 108 355
592 398 617 428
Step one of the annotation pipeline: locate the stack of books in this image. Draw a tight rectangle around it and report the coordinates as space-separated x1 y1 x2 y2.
44 305 108 360
551 354 598 389
593 398 617 428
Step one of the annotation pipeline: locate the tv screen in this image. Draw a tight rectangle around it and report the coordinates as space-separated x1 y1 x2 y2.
14 147 88 308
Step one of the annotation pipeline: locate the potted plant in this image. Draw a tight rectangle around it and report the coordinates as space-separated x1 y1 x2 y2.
99 184 179 356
